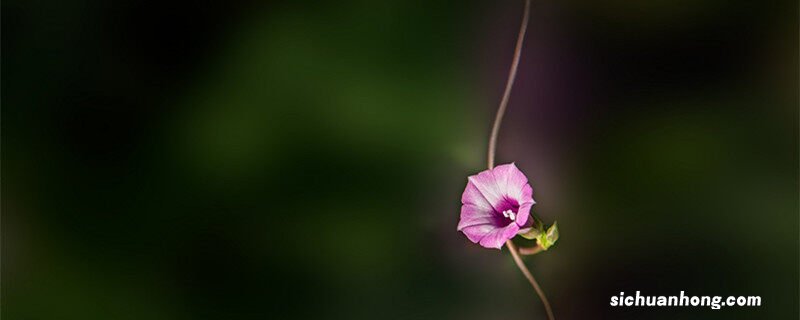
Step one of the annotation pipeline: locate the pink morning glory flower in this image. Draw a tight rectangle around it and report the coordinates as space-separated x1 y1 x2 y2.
457 163 535 249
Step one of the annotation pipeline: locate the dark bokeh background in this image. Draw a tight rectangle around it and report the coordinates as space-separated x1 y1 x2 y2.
3 0 797 319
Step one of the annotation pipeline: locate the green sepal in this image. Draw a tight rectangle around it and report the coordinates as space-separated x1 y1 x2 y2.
536 221 559 250
519 218 544 240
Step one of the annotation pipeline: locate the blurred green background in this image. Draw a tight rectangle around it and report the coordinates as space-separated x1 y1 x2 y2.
2 0 797 319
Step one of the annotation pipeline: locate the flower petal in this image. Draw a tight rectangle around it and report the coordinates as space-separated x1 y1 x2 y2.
521 181 535 205
457 204 496 230
461 179 493 212
459 224 495 244
492 163 533 202
515 199 532 227
467 171 506 212
478 223 520 249
460 221 519 249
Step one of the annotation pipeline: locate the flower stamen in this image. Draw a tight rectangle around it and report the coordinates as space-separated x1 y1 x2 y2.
502 209 516 221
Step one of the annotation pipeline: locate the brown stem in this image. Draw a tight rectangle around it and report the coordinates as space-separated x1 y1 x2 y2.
487 0 531 169
519 245 543 255
485 1 555 319
506 241 555 320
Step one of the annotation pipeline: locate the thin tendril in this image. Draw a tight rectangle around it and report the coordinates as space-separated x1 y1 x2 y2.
507 240 555 320
487 0 530 169
484 0 555 319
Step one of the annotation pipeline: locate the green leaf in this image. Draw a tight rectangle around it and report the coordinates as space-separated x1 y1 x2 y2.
536 221 559 250
519 227 541 240
519 218 544 240
546 221 559 244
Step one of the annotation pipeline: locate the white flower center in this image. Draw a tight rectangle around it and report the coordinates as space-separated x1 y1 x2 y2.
502 209 516 221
